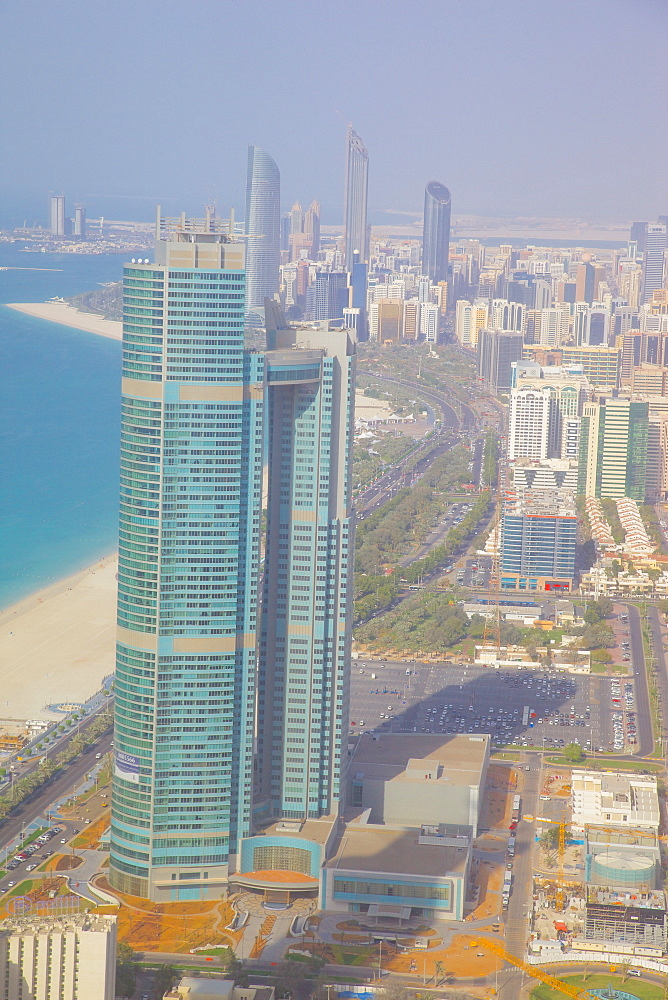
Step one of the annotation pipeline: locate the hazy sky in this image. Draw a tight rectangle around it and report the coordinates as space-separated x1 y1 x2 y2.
1 0 667 226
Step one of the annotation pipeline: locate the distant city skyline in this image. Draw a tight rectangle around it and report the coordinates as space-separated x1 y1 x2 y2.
1 1 667 225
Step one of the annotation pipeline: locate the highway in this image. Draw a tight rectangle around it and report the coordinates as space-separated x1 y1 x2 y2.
357 368 476 430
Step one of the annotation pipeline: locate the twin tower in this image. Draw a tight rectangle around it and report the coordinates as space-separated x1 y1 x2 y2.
110 213 354 901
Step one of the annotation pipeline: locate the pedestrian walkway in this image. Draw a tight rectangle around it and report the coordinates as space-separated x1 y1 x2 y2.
62 848 107 903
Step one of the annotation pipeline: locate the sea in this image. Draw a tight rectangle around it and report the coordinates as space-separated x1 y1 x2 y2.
0 243 124 610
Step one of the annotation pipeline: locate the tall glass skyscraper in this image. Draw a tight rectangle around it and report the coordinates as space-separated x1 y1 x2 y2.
110 215 355 904
245 146 280 322
343 126 369 269
110 213 264 902
422 181 451 284
257 307 355 822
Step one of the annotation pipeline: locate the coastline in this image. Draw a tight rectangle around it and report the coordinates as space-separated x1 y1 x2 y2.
0 555 118 721
6 301 122 341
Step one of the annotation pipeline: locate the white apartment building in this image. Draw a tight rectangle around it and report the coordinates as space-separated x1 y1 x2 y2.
571 770 660 833
420 301 439 342
0 913 117 1000
508 387 552 460
455 298 488 348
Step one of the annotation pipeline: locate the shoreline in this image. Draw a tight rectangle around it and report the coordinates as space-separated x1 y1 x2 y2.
0 555 118 721
5 301 122 340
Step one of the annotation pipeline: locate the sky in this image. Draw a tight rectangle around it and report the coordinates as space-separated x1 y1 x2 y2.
1 0 667 227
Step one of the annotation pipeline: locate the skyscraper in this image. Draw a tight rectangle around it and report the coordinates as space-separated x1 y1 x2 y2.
642 223 667 304
49 194 65 236
422 181 451 284
110 212 263 902
343 126 369 269
578 396 649 500
111 211 356 905
257 305 355 820
477 328 524 393
500 489 577 592
245 146 280 320
304 199 321 257
290 201 304 235
73 203 86 237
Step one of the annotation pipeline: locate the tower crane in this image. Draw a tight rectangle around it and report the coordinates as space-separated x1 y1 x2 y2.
468 936 600 1000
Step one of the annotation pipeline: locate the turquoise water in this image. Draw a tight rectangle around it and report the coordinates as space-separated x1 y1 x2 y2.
0 244 123 609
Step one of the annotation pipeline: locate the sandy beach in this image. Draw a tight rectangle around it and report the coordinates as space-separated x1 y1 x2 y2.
6 301 122 340
0 557 118 722
0 302 121 724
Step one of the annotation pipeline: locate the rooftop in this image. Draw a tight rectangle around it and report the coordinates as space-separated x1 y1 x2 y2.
349 733 489 788
329 823 470 878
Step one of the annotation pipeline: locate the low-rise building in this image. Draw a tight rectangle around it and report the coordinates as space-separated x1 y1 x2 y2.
165 981 275 1000
571 770 660 833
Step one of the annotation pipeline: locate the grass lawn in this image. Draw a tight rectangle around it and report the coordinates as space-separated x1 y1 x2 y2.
531 973 663 1000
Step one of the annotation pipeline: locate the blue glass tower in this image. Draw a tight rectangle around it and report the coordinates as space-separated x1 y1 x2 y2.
110 214 264 902
257 309 355 822
422 181 451 284
245 146 280 322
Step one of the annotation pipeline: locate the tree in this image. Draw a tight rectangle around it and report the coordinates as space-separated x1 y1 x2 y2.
152 965 177 998
539 827 559 850
226 957 249 987
563 742 585 763
115 942 138 999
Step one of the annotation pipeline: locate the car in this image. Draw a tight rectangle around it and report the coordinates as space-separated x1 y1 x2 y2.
7 882 15 888
25 864 36 872
628 970 641 978
509 821 518 831
60 838 67 844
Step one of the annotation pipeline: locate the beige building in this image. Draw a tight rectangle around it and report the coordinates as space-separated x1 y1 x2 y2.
0 913 117 1000
165 980 275 1000
571 770 660 833
347 733 489 836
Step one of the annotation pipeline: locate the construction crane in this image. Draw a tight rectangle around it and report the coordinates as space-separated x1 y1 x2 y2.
468 936 600 1000
536 814 569 911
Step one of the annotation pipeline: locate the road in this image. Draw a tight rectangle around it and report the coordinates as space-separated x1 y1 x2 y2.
357 369 476 430
501 750 540 975
0 731 112 859
623 602 655 756
355 429 461 521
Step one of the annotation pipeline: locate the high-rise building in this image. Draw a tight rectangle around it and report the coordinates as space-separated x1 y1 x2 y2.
343 126 369 269
575 261 605 304
560 345 620 388
455 299 489 349
419 301 439 342
0 913 117 1000
642 223 667 304
310 271 348 322
578 396 649 500
245 146 281 319
110 213 263 901
500 489 577 592
508 387 552 460
256 308 355 821
303 199 321 258
421 181 451 284
290 201 304 235
477 328 524 394
73 203 86 237
111 211 355 905
49 193 65 236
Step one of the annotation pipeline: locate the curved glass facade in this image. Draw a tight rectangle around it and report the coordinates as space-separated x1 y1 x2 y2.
111 238 263 901
245 146 280 316
422 180 451 284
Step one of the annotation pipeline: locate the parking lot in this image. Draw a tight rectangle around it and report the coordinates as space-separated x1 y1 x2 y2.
349 659 638 753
